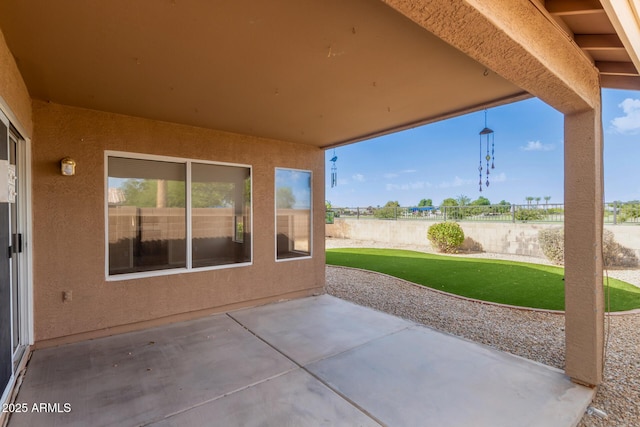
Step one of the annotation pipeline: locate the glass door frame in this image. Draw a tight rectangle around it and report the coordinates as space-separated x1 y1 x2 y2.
9 127 28 367
0 105 33 408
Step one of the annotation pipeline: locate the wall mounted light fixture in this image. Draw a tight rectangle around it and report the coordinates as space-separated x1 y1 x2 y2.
61 157 76 176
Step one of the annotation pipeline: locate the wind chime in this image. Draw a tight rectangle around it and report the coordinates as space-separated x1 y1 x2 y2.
330 149 338 188
478 110 495 192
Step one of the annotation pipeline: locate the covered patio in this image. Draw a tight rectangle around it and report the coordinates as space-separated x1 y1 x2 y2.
1 0 640 425
8 295 593 427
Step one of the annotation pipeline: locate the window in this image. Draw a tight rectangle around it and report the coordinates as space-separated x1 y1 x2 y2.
191 162 251 268
275 168 311 260
106 152 251 278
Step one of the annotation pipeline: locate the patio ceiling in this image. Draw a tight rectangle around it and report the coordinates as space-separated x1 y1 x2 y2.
545 0 640 91
0 1 638 149
0 0 527 148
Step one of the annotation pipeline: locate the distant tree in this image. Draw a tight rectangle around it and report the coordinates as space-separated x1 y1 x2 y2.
121 179 158 207
191 181 234 208
374 200 400 219
543 196 551 209
121 178 233 208
276 187 296 209
418 198 433 207
497 199 511 214
456 194 471 206
619 200 640 222
535 197 541 206
467 196 491 216
440 198 464 219
525 196 534 206
325 200 334 223
471 196 491 206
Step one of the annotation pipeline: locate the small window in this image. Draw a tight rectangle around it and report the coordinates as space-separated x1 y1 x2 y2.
107 153 251 278
275 168 312 260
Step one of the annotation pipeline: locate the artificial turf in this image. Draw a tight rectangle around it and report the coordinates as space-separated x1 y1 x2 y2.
326 248 640 312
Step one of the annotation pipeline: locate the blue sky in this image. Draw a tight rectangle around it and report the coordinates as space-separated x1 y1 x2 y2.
325 88 640 207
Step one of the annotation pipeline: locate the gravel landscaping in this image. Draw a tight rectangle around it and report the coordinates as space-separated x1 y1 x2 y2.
325 238 640 427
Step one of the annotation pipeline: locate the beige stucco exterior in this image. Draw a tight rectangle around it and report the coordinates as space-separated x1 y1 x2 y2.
0 29 31 137
30 100 325 346
564 108 605 386
382 0 601 114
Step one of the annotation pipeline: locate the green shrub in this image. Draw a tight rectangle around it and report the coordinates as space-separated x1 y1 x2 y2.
619 202 640 222
515 208 544 221
545 208 564 215
427 222 465 253
538 228 639 267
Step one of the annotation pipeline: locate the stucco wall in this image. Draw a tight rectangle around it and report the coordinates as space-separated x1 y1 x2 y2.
0 28 31 137
32 101 325 345
327 218 640 258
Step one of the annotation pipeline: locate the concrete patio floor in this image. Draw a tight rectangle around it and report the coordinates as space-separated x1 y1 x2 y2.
7 295 594 427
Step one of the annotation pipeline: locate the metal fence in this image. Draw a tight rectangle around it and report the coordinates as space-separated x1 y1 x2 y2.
326 202 640 224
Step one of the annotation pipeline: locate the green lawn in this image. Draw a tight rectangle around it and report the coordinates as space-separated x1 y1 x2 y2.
326 248 640 312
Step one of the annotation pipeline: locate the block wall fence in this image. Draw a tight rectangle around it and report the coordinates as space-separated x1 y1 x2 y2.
326 219 640 259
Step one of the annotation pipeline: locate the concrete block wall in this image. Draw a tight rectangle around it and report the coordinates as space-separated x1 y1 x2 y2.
326 219 640 259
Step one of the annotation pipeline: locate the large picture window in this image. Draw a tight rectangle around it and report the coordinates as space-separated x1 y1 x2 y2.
275 168 312 260
106 153 251 278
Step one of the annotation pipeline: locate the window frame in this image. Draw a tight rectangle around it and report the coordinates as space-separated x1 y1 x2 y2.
104 151 253 281
274 167 313 262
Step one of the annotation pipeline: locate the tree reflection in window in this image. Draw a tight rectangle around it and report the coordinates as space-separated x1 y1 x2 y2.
107 155 251 276
275 168 311 260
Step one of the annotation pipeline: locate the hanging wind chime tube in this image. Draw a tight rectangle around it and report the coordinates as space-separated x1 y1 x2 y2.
330 149 338 188
478 110 495 192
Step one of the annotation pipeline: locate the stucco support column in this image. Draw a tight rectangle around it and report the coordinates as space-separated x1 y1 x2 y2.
564 105 604 387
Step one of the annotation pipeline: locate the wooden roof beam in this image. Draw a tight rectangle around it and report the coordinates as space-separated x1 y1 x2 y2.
546 0 604 16
575 34 625 50
595 61 638 76
600 74 640 90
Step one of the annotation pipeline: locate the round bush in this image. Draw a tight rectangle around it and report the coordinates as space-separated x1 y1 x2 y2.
538 227 564 264
538 228 639 267
427 222 465 253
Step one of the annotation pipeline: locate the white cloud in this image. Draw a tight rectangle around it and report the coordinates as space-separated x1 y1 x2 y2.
611 98 640 134
383 169 416 179
385 181 431 191
352 173 365 182
521 140 554 151
438 176 473 188
491 172 507 183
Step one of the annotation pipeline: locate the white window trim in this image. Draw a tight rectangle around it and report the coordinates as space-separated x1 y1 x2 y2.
274 167 313 263
104 150 253 281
